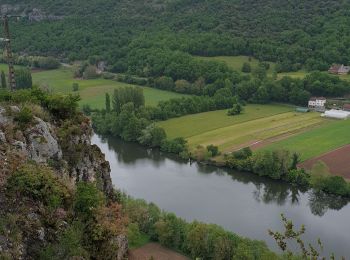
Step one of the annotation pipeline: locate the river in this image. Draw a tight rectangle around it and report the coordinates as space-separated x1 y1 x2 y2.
92 134 350 257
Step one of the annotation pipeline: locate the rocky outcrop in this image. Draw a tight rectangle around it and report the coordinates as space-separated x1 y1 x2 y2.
26 117 62 163
0 105 126 259
71 144 113 196
0 105 112 194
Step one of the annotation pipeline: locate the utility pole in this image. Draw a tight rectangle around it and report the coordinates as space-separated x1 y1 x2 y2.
1 15 20 91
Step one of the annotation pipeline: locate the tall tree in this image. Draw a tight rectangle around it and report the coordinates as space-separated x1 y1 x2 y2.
0 71 6 89
105 93 111 113
15 68 32 89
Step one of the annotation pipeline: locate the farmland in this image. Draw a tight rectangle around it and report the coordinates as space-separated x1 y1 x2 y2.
158 104 329 152
31 67 189 108
0 64 189 108
261 119 350 161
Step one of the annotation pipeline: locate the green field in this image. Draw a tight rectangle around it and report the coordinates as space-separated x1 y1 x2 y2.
261 119 350 161
31 67 189 108
158 104 294 138
0 65 189 108
158 104 329 152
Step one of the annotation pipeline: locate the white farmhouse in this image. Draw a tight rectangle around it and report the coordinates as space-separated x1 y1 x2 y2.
308 97 326 111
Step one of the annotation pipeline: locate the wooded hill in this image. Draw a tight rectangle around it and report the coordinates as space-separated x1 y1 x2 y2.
4 0 350 73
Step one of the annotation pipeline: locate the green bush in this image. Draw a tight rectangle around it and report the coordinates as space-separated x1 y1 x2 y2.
39 222 88 260
72 83 79 92
160 137 188 154
138 124 167 148
232 147 252 160
14 107 33 127
45 94 80 120
74 183 105 219
227 103 243 116
206 144 219 157
322 176 350 196
6 164 71 210
285 169 310 187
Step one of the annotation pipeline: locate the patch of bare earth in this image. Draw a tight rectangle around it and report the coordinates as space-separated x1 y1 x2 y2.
299 144 350 180
129 243 190 260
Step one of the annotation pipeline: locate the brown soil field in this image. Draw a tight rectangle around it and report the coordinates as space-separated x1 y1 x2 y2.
129 243 190 260
299 144 350 179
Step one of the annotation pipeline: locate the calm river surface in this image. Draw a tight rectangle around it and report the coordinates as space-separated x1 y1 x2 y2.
92 134 350 256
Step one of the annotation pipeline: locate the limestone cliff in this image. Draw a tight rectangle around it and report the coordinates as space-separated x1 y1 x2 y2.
0 104 127 259
0 105 112 195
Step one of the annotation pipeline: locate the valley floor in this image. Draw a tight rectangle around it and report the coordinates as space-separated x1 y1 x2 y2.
159 104 350 177
30 66 190 109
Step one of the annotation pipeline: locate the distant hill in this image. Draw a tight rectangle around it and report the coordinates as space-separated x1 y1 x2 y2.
2 0 350 73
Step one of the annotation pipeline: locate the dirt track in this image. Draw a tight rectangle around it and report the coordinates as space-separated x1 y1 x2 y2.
299 144 350 179
129 243 190 260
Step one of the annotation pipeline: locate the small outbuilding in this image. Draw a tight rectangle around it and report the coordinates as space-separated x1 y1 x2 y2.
296 107 309 113
322 109 350 119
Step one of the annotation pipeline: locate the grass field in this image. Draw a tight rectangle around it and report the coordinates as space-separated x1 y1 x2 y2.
31 67 189 108
158 104 329 152
157 104 294 138
260 119 350 161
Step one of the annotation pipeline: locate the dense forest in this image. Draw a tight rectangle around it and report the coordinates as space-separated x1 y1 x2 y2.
3 0 350 74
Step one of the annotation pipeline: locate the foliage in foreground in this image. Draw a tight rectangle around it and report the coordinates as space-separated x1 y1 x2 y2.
3 163 127 260
121 195 278 260
269 214 341 259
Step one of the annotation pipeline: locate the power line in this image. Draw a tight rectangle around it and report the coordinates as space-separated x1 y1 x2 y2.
1 15 21 91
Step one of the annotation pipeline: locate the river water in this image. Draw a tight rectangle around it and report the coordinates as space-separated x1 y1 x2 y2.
92 134 350 257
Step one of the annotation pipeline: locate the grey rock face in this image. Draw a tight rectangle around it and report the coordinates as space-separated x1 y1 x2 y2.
12 141 27 155
0 107 9 125
71 144 113 195
116 234 128 260
10 106 20 113
26 117 62 163
0 130 6 143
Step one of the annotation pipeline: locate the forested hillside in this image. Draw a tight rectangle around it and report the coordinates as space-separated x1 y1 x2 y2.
3 0 350 73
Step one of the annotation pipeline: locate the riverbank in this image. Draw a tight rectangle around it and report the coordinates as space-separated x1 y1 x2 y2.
92 134 350 256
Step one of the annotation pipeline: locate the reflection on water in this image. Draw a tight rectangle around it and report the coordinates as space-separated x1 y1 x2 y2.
93 134 350 256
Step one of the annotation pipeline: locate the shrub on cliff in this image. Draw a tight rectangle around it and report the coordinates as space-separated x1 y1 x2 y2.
74 182 105 219
14 106 34 129
45 94 81 120
6 164 72 210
